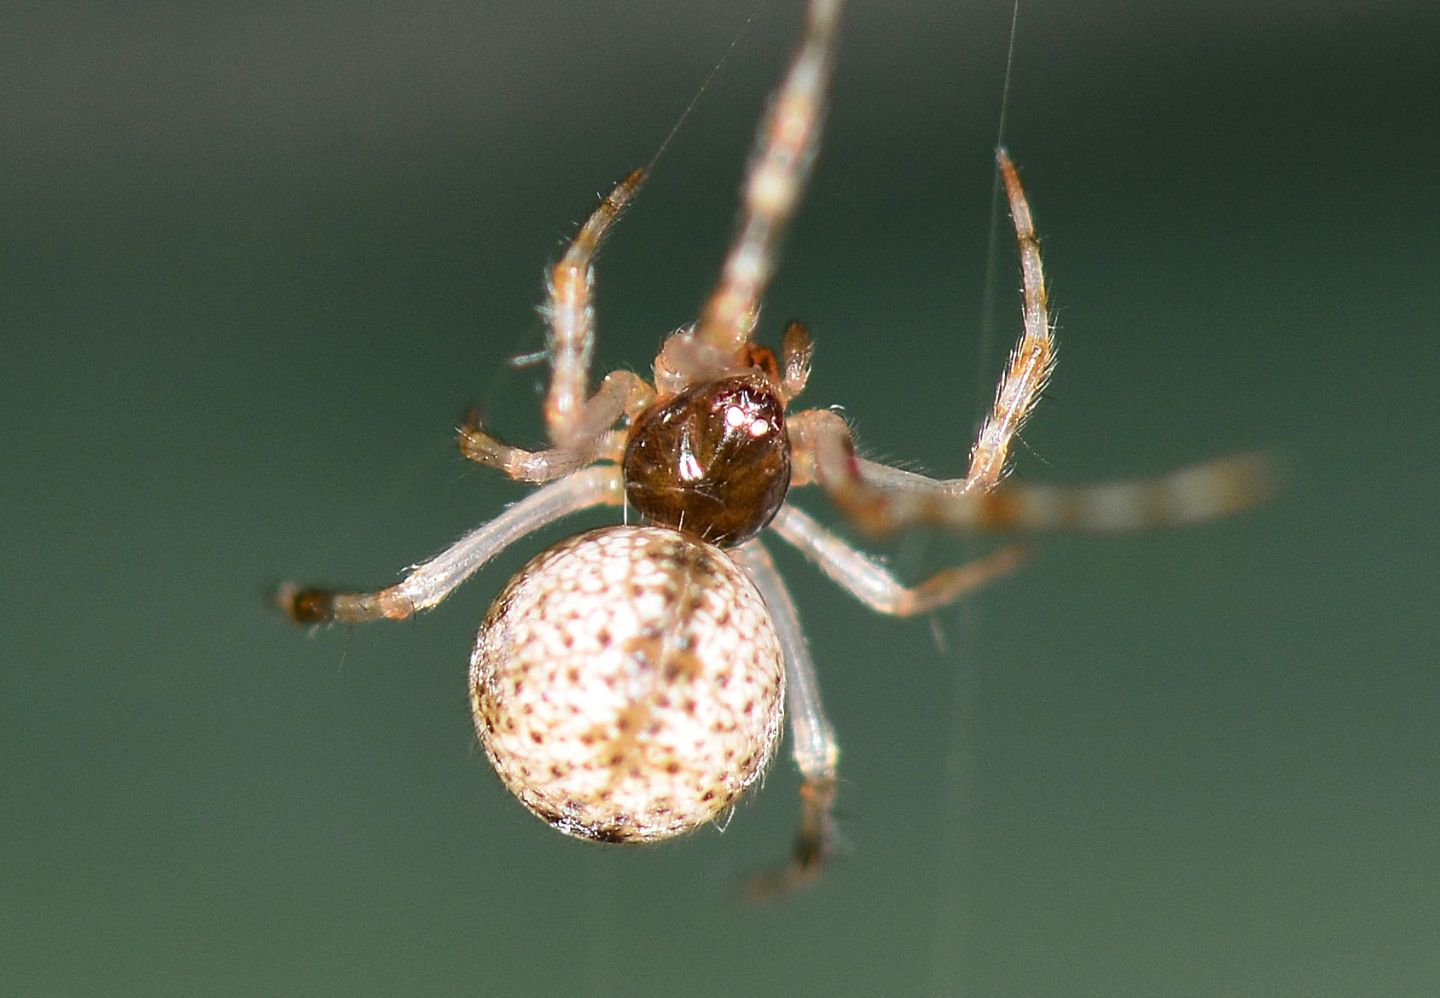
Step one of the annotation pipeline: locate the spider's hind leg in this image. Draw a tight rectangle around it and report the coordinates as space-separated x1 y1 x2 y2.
733 540 840 900
278 466 624 624
769 504 1027 615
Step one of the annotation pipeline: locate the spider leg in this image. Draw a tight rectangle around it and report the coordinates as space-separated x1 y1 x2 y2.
278 466 623 624
769 504 1027 615
962 149 1056 493
545 169 655 449
790 407 1272 536
460 369 650 482
459 416 624 483
660 0 842 387
732 539 838 899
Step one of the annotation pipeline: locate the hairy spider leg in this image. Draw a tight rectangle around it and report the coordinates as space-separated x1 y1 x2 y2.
279 467 624 624
544 169 657 449
461 175 657 482
737 503 1026 897
789 406 1272 536
732 540 837 898
771 504 1028 615
658 0 843 389
964 148 1056 492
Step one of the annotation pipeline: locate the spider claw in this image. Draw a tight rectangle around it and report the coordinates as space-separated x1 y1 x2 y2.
742 833 832 903
276 582 335 625
741 775 837 903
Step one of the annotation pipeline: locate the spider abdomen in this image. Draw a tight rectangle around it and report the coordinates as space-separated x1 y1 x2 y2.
469 525 785 843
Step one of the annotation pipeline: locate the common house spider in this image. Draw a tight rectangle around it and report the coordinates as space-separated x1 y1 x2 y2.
280 0 1269 895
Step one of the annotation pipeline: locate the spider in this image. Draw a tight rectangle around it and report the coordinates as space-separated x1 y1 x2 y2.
280 0 1269 895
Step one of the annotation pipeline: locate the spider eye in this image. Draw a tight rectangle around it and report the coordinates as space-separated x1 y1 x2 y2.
622 375 791 546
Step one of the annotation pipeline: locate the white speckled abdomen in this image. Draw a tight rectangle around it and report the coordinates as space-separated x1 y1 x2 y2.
469 525 785 843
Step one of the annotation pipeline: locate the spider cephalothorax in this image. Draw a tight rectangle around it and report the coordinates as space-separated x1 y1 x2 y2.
281 0 1269 896
623 369 791 547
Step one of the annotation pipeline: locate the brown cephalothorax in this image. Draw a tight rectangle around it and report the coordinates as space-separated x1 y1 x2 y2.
280 0 1270 900
622 374 791 547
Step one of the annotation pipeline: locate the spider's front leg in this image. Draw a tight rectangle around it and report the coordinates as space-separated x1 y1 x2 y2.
544 169 656 448
461 172 656 482
657 0 842 389
788 147 1271 534
458 413 621 484
965 148 1054 493
458 381 634 484
779 150 1052 503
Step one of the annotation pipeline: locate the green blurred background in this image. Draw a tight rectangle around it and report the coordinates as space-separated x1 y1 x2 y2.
4 1 1437 994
